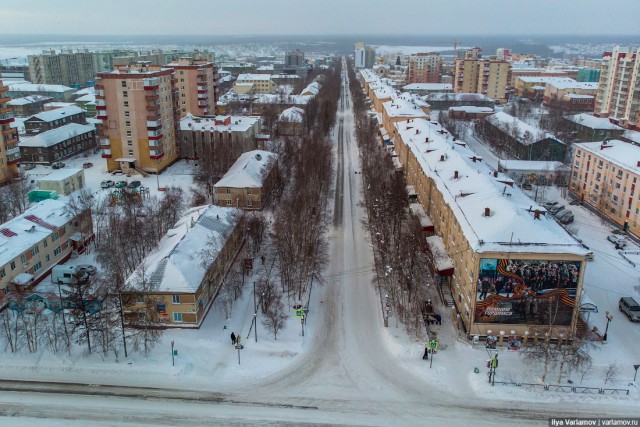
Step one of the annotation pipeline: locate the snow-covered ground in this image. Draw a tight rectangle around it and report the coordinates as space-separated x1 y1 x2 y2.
1 67 639 425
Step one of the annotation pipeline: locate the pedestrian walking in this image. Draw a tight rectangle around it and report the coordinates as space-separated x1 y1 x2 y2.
230 332 236 345
434 314 442 325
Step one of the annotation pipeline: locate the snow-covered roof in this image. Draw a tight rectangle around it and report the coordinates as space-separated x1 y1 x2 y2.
19 123 95 148
75 93 96 103
548 81 598 90
278 107 305 123
0 199 71 267
567 114 623 130
73 87 96 96
449 106 494 113
360 69 380 84
395 118 586 255
300 81 321 96
485 112 562 145
236 73 273 82
9 83 74 93
253 94 311 105
516 76 576 85
403 83 452 91
498 160 564 171
126 205 240 293
382 98 428 119
214 150 278 189
36 168 83 182
623 130 640 145
26 105 84 123
575 140 640 174
7 95 51 106
425 93 494 103
179 113 259 133
374 86 395 100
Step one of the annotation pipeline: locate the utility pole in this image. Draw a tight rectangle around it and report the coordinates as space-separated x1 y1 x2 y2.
253 281 257 343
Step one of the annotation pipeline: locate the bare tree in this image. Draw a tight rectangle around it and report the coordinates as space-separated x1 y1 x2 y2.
602 362 619 385
262 292 287 340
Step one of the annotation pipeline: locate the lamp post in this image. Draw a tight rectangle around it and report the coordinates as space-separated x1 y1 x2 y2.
384 293 389 327
603 311 613 342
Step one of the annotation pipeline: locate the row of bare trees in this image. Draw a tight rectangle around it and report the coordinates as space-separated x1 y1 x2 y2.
347 60 432 337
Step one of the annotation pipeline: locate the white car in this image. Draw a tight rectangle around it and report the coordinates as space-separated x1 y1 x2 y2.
607 234 627 248
76 264 97 275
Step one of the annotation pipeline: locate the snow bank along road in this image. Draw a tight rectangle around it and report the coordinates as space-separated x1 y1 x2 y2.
0 64 637 426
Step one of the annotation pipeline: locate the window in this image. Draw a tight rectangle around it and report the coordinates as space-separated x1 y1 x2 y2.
226 200 232 206
173 312 183 322
136 294 144 304
30 245 39 256
10 261 15 271
124 101 129 107
247 200 253 207
126 131 132 137
127 140 133 146
123 91 128 98
43 239 48 248
60 227 65 236
180 79 184 83
226 188 231 194
46 255 50 263
128 150 134 156
172 295 180 304
125 111 130 117
54 247 62 256
246 189 252 195
33 262 42 272
20 254 26 264
121 81 127 88
0 269 5 279
125 121 131 127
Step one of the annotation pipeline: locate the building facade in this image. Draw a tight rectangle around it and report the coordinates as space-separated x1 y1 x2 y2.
594 46 640 130
122 205 243 328
169 58 218 117
214 150 278 210
19 123 96 164
28 49 96 87
0 199 94 303
36 169 85 195
233 74 277 94
95 62 180 173
570 139 640 237
7 95 52 117
24 105 86 135
406 53 442 84
454 53 512 103
0 79 20 183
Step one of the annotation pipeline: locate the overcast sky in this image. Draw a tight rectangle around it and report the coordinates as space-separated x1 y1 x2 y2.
1 0 639 36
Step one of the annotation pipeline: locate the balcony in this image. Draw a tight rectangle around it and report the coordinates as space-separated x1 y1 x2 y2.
147 120 162 129
146 104 160 112
197 93 208 100
96 112 108 120
96 105 107 111
0 97 10 105
0 110 15 124
197 100 208 107
143 77 159 90
147 130 163 140
0 86 8 93
148 139 161 148
146 114 161 122
149 149 164 160
145 94 159 103
100 138 110 147
101 149 112 158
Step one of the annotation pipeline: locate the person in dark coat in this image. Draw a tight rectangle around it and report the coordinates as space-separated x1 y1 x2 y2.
230 332 236 345
434 314 442 325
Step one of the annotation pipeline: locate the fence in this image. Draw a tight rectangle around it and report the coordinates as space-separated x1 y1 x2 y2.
492 381 629 395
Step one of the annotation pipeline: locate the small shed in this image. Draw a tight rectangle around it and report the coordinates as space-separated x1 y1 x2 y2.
37 168 84 196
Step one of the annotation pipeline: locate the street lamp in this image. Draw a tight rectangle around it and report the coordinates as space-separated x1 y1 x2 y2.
384 293 389 327
603 311 613 342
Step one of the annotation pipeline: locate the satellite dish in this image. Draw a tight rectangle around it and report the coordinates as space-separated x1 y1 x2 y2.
255 153 262 161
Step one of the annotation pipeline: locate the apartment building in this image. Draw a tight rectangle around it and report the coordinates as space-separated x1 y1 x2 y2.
285 49 305 67
23 105 86 135
233 74 277 94
391 117 587 339
169 58 218 117
0 199 94 299
570 139 640 237
7 95 52 117
543 80 598 111
565 114 625 141
406 53 442 84
454 53 511 103
0 80 20 183
19 123 96 164
594 46 640 130
95 62 180 173
214 150 278 210
122 205 243 328
28 49 96 87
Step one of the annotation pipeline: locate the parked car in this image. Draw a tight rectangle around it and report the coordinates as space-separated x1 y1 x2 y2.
543 201 558 209
553 208 569 218
52 162 65 169
128 180 141 188
22 163 36 170
548 205 565 215
115 181 127 188
100 180 114 189
559 213 574 224
76 264 97 276
83 162 93 168
522 182 532 190
619 297 640 322
585 251 595 261
607 234 627 248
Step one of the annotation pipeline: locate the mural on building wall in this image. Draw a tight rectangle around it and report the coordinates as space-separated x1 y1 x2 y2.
474 258 580 325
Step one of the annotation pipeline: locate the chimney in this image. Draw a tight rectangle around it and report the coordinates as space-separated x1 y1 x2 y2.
484 207 491 217
454 170 459 179
493 171 498 178
440 154 445 161
534 209 540 220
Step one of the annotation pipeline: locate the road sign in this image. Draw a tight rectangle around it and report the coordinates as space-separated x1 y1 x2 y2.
295 309 303 318
429 340 438 350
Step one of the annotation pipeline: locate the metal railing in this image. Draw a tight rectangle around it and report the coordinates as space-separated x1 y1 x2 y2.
492 381 629 395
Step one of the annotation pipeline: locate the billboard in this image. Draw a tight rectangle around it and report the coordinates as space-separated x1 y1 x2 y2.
474 258 581 325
